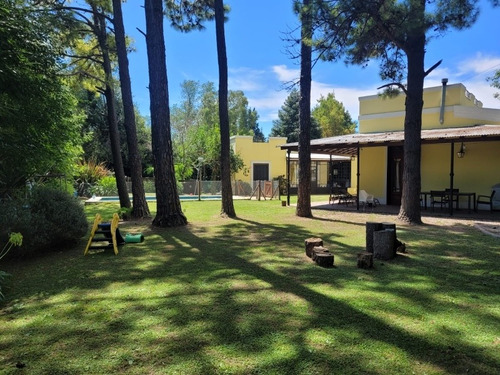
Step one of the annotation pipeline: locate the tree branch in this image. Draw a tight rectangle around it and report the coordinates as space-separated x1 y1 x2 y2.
377 82 408 95
424 59 442 77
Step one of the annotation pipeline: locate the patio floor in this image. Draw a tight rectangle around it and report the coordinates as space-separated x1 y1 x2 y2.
310 200 500 223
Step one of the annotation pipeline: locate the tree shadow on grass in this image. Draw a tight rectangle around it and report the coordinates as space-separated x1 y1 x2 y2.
1 210 499 374
142 217 499 374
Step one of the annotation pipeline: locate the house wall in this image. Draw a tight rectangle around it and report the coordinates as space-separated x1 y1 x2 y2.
422 141 500 196
358 83 500 133
231 136 287 184
355 147 388 204
353 83 500 208
350 140 500 208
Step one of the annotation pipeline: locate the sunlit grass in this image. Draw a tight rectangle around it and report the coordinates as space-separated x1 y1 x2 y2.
1 199 499 374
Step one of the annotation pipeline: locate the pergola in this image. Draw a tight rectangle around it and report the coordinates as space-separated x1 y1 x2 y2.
280 124 500 214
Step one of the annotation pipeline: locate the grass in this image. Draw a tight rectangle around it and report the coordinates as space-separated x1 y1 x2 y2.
1 199 499 374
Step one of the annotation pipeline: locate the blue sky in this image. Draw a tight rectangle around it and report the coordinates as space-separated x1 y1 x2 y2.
122 0 500 137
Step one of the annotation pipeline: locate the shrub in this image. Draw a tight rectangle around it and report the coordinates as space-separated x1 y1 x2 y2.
74 160 110 197
0 233 23 301
117 206 133 221
0 270 10 302
0 187 88 259
143 178 155 194
90 176 118 196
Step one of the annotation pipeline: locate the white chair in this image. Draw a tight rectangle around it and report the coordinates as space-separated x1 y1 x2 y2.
359 190 379 209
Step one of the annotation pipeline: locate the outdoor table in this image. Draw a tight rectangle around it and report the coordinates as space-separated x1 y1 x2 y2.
420 191 476 212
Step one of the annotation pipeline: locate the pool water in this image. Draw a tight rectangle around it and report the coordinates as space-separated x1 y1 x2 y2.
97 195 221 202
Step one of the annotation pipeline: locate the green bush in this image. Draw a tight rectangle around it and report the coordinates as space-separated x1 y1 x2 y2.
0 187 88 259
143 178 156 194
90 176 118 196
0 270 10 302
0 233 22 301
74 160 111 197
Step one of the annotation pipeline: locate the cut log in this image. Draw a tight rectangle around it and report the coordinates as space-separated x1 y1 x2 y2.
373 229 396 260
312 246 329 260
357 251 373 269
365 222 383 253
396 239 406 253
314 251 334 267
381 222 397 237
305 237 323 258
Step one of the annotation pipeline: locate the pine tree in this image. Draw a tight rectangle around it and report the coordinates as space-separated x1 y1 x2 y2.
270 89 321 143
145 0 187 227
315 0 481 224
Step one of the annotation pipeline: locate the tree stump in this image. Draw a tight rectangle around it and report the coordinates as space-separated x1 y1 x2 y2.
395 239 406 253
357 251 373 269
381 222 397 237
373 229 396 260
311 246 329 260
305 237 323 258
312 247 334 267
365 222 383 253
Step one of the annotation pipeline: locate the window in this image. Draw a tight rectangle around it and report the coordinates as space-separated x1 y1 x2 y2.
253 163 269 181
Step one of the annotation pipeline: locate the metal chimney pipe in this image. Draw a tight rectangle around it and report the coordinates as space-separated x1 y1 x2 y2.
440 78 448 125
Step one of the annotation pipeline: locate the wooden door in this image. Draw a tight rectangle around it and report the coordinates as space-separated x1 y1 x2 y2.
387 146 404 205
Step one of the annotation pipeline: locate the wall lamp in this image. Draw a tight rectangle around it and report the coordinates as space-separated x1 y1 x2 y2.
457 142 466 158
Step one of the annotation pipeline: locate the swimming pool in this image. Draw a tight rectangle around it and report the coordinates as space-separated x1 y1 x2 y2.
86 195 222 204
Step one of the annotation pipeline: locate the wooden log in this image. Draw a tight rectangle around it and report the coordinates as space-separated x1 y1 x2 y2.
305 237 323 258
382 222 405 253
314 251 334 267
357 251 373 269
365 222 383 253
381 222 397 237
395 239 406 253
312 246 329 260
373 229 396 260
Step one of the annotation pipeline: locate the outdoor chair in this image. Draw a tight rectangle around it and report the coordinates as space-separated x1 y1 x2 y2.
444 188 459 209
430 190 448 211
329 185 348 205
477 190 496 212
358 190 380 209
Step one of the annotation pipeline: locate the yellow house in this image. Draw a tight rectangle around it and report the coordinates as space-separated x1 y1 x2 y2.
282 81 500 211
231 136 352 196
230 136 287 188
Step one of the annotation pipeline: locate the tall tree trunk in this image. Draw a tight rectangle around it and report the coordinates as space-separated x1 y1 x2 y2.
214 0 235 218
94 7 130 209
296 0 312 218
397 36 425 225
144 0 187 227
112 0 150 218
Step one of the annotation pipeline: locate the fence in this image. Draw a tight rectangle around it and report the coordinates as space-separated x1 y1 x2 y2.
126 178 280 199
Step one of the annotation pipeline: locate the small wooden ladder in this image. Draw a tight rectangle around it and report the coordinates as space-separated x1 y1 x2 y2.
84 213 124 255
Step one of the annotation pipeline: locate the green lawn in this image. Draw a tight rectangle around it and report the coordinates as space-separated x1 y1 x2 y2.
1 200 499 374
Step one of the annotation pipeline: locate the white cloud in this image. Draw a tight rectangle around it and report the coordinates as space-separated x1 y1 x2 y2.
456 53 500 77
228 67 267 92
426 54 500 108
272 64 300 82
